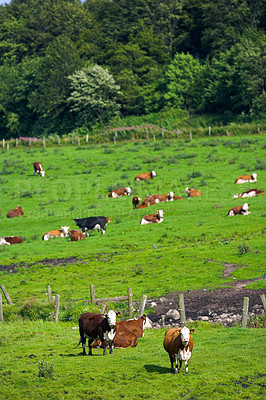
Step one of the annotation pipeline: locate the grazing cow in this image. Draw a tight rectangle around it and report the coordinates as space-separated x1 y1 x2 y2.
141 210 164 225
227 203 250 217
74 216 111 236
135 171 156 181
108 187 131 198
33 162 45 177
93 322 139 349
132 196 141 209
78 310 118 356
4 236 24 245
233 188 264 198
163 326 195 374
0 237 10 245
185 187 202 198
118 315 147 338
235 173 257 184
7 206 24 218
42 226 69 241
69 230 86 241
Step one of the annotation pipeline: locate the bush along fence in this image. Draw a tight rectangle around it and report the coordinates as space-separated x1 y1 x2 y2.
0 284 265 326
1 122 265 150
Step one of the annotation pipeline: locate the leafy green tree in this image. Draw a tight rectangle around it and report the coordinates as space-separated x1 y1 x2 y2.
164 52 203 110
68 64 121 126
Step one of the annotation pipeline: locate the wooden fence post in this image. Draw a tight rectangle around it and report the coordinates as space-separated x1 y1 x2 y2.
43 138 46 148
162 127 164 138
90 284 95 305
47 285 52 302
153 134 156 142
161 315 165 327
78 137 80 146
7 143 9 151
0 294 3 322
146 129 149 140
54 294 60 323
209 126 211 136
113 136 116 144
29 137 31 147
242 297 249 328
189 132 192 141
86 134 89 143
3 139 5 148
100 303 106 314
58 135 60 145
138 294 147 317
128 287 133 317
258 124 260 134
260 294 266 311
16 138 18 147
0 284 13 305
71 134 74 145
178 294 186 325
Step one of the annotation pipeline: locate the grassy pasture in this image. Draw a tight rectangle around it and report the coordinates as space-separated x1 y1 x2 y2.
0 322 265 400
0 136 265 306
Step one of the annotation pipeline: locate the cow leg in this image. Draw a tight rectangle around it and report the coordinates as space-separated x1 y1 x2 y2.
81 338 86 355
179 360 183 371
109 342 113 355
174 354 179 374
102 340 107 355
88 339 94 356
185 360 189 374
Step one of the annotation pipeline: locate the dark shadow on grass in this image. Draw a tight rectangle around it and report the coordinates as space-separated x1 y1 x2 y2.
144 364 170 374
60 352 104 357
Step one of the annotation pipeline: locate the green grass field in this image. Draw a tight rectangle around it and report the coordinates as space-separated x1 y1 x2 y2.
0 321 265 400
0 135 266 399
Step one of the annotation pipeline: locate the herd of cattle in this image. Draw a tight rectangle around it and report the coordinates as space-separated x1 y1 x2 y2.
0 163 264 245
1 160 264 374
78 309 195 374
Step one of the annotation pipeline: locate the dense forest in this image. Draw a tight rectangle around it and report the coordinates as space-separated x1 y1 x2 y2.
0 0 265 138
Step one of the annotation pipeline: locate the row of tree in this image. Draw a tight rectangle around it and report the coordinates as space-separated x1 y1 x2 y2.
0 0 265 138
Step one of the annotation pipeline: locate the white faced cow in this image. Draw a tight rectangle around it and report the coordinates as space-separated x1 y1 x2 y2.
235 173 257 184
34 162 45 177
227 203 250 216
78 310 118 356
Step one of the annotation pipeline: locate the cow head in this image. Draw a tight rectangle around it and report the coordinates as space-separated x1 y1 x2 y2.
180 327 195 347
61 226 69 235
106 310 117 329
158 210 164 219
233 193 240 198
184 187 190 194
151 170 156 177
242 203 250 211
169 191 174 199
106 217 111 223
40 170 45 177
125 187 131 195
252 173 257 181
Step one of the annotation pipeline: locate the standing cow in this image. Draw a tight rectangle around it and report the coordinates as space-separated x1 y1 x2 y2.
74 216 111 236
163 326 195 374
34 162 45 177
78 311 118 356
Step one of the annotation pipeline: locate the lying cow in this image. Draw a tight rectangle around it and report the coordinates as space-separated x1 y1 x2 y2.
132 196 142 209
4 236 24 245
227 203 250 217
141 210 164 225
0 237 10 245
233 188 264 198
235 173 257 184
185 187 202 198
78 310 118 356
93 322 138 349
7 206 24 218
33 162 45 177
74 216 111 236
143 192 175 204
163 326 195 374
118 315 147 338
42 226 69 241
69 230 86 241
135 171 156 181
108 187 131 198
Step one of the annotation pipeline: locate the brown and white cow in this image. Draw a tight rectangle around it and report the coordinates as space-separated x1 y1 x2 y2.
235 173 257 184
69 230 86 241
7 206 24 218
78 310 118 356
4 236 24 245
135 171 156 181
93 322 139 349
0 237 10 245
141 210 164 225
143 191 175 204
118 315 147 338
185 187 202 198
163 326 195 374
108 187 131 198
33 162 45 177
233 188 264 198
132 196 142 209
42 226 69 241
227 203 250 217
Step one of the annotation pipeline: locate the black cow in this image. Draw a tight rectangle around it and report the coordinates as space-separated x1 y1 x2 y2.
73 216 111 236
78 311 118 356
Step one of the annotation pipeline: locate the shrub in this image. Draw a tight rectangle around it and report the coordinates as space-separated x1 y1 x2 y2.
255 159 266 170
19 298 54 321
38 360 54 379
237 242 251 255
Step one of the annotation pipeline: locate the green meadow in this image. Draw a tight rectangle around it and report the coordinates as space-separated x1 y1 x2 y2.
0 135 266 399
